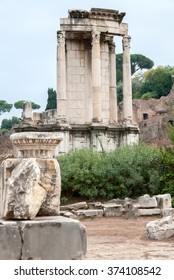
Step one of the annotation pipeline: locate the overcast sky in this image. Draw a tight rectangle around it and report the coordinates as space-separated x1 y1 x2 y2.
0 0 174 124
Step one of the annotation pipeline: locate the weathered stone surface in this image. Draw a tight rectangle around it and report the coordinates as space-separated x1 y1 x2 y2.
0 217 87 260
137 194 157 208
103 204 123 217
73 209 103 218
107 199 126 205
37 159 61 217
155 194 172 209
137 208 161 216
10 132 63 159
1 158 61 219
20 216 86 260
88 202 102 209
60 211 77 219
0 220 21 260
146 216 174 240
4 158 45 219
60 202 87 211
162 208 174 217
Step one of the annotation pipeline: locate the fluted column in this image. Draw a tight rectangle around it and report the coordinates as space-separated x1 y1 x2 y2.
109 41 117 123
122 35 133 122
57 31 67 120
91 30 102 122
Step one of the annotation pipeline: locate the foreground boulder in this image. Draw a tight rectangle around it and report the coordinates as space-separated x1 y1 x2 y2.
1 158 61 219
146 216 174 240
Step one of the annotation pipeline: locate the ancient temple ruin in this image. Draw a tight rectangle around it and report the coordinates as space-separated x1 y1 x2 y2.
16 8 139 153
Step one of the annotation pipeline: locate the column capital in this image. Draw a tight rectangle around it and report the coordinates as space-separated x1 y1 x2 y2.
122 35 131 50
92 30 100 44
57 31 66 44
109 41 116 53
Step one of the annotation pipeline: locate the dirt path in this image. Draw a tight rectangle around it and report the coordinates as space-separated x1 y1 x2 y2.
82 216 174 259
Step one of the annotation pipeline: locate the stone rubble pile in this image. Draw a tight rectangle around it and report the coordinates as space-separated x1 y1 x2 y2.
60 193 173 219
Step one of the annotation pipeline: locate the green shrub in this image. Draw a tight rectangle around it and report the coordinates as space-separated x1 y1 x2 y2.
159 124 174 199
58 143 161 202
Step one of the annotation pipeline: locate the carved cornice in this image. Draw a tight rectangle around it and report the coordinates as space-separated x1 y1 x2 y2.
68 8 126 23
68 9 89 19
89 8 125 23
10 132 63 159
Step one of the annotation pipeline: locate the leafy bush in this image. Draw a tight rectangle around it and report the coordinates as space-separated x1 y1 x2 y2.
160 123 174 198
58 143 161 202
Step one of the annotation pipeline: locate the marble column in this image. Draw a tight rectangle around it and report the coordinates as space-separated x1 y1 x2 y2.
91 30 102 122
109 41 117 123
57 31 67 120
122 35 133 122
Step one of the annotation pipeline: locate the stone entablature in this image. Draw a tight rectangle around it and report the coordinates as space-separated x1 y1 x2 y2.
68 8 125 23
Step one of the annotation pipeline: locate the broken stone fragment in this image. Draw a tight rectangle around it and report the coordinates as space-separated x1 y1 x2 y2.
155 194 171 209
73 209 103 218
1 158 61 219
146 216 174 240
60 201 88 211
137 194 157 208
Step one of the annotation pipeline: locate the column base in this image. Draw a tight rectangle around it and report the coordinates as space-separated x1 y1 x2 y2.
0 216 87 260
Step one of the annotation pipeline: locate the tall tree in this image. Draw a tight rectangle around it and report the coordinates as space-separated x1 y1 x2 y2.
0 100 13 116
116 54 154 102
116 53 154 83
14 100 40 110
45 88 57 110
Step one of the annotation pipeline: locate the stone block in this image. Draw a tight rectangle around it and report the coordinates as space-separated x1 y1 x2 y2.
73 209 103 218
138 194 157 208
155 194 172 209
107 199 125 206
103 205 123 217
0 217 87 260
60 211 77 219
60 202 88 211
146 216 174 240
88 202 102 209
161 208 174 217
137 208 161 216
0 220 21 260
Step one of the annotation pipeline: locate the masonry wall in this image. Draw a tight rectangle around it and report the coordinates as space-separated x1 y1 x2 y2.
66 40 92 124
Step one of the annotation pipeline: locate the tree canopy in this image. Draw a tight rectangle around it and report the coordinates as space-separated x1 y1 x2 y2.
1 116 21 130
14 100 41 110
138 66 174 99
116 53 154 102
45 88 57 110
116 53 154 83
0 100 13 116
